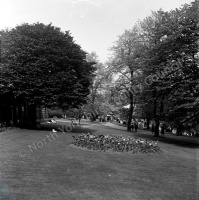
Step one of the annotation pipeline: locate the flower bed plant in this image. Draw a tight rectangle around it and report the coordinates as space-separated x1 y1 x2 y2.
72 133 162 154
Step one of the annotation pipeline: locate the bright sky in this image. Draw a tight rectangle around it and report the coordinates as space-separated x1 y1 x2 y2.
0 0 193 62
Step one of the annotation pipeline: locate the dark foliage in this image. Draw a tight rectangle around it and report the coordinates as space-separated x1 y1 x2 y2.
0 23 96 109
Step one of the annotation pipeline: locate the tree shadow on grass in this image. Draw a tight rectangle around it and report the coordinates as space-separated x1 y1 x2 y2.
132 131 199 149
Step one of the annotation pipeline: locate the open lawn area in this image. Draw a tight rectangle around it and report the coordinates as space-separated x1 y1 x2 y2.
0 122 198 200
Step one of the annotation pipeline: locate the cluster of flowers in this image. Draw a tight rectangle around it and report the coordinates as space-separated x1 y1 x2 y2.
72 133 161 154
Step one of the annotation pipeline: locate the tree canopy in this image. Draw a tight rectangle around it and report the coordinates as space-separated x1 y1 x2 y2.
108 0 199 135
0 23 95 109
139 0 199 134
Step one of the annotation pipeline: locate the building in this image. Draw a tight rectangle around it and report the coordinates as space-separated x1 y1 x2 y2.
0 91 47 129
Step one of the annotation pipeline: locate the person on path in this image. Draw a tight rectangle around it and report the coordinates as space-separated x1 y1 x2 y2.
161 123 165 137
131 121 135 132
135 122 138 132
151 121 155 135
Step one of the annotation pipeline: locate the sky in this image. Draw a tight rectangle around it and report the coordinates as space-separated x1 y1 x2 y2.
0 0 193 62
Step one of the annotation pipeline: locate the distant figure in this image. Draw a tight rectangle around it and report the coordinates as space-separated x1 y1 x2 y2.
151 122 155 135
131 122 135 132
161 123 165 137
135 122 138 132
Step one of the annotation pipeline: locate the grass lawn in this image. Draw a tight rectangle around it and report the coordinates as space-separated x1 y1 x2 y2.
0 123 198 200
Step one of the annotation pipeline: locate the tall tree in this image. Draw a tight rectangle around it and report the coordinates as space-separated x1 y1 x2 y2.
140 0 199 135
86 52 113 120
109 27 145 131
162 0 199 134
0 23 95 109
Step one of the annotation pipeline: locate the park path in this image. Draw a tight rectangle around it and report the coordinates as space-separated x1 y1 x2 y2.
102 122 199 145
102 122 127 130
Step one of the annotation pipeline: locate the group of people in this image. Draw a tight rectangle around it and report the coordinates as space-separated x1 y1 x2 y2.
131 121 138 132
151 121 165 136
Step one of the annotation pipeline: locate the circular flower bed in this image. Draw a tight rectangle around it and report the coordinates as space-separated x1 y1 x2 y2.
72 133 162 154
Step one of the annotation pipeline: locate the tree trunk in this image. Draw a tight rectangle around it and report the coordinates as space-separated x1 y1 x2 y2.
91 110 96 121
18 103 23 126
127 70 134 131
13 102 17 126
91 91 97 121
153 89 159 137
5 103 11 126
78 115 81 125
154 119 160 137
0 104 2 131
31 104 37 128
147 119 150 129
127 92 133 131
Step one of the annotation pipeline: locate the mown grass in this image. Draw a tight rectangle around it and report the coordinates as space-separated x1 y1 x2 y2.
0 123 198 200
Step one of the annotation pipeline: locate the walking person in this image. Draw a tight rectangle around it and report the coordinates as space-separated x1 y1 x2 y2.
151 121 155 135
131 121 135 132
135 121 138 132
161 123 165 137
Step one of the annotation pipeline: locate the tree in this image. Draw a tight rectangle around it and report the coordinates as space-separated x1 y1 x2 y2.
85 52 113 120
109 27 145 131
163 1 199 134
0 23 95 109
139 0 199 135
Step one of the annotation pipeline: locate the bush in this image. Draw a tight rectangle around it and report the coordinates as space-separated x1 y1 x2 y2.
48 109 63 118
72 133 162 154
